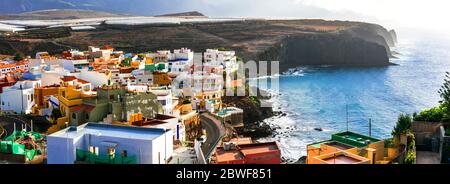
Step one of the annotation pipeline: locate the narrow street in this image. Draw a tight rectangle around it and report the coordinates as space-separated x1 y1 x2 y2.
200 113 225 159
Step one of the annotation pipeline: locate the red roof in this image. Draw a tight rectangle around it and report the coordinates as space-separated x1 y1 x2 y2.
61 76 77 82
6 76 16 83
101 45 114 50
77 78 90 84
70 104 95 113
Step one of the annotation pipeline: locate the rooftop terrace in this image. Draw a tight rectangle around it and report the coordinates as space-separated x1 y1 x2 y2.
49 123 167 141
331 131 381 148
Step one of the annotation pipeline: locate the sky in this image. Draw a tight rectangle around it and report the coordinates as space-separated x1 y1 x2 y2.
175 0 450 34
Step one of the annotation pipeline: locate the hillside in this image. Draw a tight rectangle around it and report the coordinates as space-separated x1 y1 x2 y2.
156 11 206 18
0 9 126 20
0 18 395 72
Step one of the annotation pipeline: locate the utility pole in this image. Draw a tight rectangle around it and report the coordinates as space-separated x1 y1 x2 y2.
369 118 372 137
346 104 349 132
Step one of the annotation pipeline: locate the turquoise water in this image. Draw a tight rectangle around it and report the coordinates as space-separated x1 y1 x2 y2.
258 32 450 160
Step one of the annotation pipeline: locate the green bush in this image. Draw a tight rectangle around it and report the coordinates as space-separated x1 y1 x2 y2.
384 138 396 148
413 105 449 122
404 132 416 164
392 114 412 137
446 128 450 136
249 96 261 106
404 149 416 164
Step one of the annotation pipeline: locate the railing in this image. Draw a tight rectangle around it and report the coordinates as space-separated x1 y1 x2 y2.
388 145 407 164
75 149 137 164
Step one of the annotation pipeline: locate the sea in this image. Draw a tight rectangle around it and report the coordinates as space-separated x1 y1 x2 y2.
255 29 450 161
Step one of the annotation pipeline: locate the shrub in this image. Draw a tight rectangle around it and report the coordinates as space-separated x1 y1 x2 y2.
13 53 24 61
404 149 416 164
392 114 412 137
403 132 416 164
384 138 396 148
249 96 261 106
413 105 449 122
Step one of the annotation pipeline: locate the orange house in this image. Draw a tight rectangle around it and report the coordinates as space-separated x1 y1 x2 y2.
153 72 171 86
34 86 59 108
215 142 281 164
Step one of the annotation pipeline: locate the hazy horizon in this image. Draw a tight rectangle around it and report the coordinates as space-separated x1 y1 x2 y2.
2 0 450 35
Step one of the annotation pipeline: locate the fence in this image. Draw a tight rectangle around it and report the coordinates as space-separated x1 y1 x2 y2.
75 149 137 164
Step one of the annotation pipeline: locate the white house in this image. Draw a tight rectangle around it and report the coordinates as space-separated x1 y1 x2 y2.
1 80 41 114
73 68 111 88
132 69 154 85
203 49 239 73
59 59 90 72
148 48 194 75
40 66 70 86
149 87 173 115
47 123 173 164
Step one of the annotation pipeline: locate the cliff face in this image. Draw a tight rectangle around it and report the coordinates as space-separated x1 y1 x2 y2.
0 19 396 72
276 34 390 71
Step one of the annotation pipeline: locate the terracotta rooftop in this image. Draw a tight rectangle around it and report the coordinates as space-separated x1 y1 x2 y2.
70 104 95 113
239 142 280 155
215 148 245 163
61 76 78 82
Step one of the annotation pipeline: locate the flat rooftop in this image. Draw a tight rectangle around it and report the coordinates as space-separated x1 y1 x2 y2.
215 149 244 162
240 142 279 155
49 123 167 141
322 155 363 164
331 131 381 148
215 142 280 162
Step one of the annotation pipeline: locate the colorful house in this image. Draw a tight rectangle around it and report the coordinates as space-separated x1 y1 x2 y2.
47 123 173 164
307 131 390 164
214 141 281 164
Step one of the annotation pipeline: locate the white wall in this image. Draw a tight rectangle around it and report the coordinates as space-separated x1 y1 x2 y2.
75 69 110 87
1 88 35 114
47 136 76 164
152 130 174 164
47 129 174 164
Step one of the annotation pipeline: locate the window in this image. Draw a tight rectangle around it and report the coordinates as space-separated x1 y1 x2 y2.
72 113 77 119
86 113 89 120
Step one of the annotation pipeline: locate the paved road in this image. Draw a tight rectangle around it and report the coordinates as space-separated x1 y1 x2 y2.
200 113 225 159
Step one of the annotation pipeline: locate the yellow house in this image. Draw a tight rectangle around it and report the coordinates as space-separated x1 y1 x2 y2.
307 131 391 164
194 90 222 112
57 76 95 125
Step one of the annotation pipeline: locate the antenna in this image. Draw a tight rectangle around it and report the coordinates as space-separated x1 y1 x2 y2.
346 104 349 132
